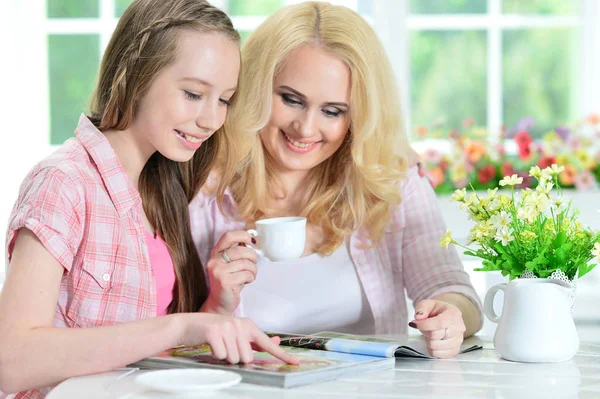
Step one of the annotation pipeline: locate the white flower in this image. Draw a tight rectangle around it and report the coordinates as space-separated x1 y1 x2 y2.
487 198 501 213
525 192 550 213
517 205 538 223
592 243 600 263
536 181 554 194
529 165 542 179
490 211 512 230
544 164 565 177
466 193 480 206
552 196 568 214
487 188 498 199
499 174 524 187
451 188 467 202
495 227 515 246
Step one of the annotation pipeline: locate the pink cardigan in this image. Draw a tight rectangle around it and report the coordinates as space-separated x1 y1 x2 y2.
189 166 483 335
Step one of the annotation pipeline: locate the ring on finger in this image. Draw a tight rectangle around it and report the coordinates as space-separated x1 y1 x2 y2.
442 327 450 340
222 248 232 263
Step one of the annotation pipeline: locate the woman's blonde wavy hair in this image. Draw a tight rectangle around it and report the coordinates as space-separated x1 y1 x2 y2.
218 1 413 254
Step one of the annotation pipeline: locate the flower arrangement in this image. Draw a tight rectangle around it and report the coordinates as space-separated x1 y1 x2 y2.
418 115 600 194
440 165 600 281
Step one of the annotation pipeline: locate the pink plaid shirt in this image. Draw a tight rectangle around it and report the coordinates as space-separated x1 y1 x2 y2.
5 115 156 399
190 166 483 336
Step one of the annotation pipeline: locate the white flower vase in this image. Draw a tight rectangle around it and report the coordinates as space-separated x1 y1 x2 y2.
484 274 580 363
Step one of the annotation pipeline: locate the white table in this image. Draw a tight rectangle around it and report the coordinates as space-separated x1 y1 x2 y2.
47 339 600 399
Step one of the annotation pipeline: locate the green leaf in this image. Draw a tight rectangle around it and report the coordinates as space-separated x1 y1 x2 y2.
552 231 567 249
578 263 597 279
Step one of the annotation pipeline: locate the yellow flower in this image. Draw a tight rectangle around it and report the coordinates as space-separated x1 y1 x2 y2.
520 231 537 240
440 230 454 248
575 150 595 170
499 174 523 186
496 194 513 210
472 220 496 241
450 163 468 184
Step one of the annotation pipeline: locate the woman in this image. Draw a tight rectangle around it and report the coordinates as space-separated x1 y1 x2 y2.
190 2 483 359
0 1 296 397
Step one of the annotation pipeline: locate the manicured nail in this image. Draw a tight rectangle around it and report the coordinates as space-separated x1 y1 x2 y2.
251 237 257 245
416 311 424 316
409 322 417 328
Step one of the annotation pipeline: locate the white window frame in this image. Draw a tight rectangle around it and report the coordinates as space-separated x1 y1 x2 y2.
376 0 599 142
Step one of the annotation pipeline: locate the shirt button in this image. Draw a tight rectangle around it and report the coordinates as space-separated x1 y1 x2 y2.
102 273 111 282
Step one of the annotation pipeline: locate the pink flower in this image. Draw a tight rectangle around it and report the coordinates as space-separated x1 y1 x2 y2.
575 170 596 191
566 136 581 152
422 148 443 164
426 167 445 188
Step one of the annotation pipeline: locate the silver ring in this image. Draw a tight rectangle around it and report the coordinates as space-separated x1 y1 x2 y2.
222 248 232 263
442 327 449 340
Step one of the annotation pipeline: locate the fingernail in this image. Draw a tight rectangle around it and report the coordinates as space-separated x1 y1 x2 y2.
409 322 417 328
251 237 256 244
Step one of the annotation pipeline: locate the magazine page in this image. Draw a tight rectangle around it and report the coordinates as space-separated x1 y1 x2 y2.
268 332 398 358
132 343 394 388
313 332 483 359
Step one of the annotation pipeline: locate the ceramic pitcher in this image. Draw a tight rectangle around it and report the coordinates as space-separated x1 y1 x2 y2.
484 278 579 362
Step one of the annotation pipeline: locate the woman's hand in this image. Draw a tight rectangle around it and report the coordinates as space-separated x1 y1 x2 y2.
409 299 466 359
179 313 299 365
202 231 258 315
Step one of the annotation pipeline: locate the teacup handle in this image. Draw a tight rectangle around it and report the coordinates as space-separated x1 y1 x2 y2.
484 283 507 323
246 229 264 258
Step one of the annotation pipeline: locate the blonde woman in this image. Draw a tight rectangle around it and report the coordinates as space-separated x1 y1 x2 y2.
190 2 483 358
0 1 298 397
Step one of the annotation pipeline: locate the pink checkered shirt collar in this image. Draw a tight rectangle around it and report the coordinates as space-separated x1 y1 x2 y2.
75 114 142 218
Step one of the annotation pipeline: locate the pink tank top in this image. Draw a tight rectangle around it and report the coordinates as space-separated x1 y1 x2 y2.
144 231 176 316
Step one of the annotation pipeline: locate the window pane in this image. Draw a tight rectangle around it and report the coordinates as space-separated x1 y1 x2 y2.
239 30 251 44
503 0 579 15
228 0 282 16
49 35 100 145
115 0 135 17
410 31 487 138
47 0 98 18
503 29 578 138
410 0 486 14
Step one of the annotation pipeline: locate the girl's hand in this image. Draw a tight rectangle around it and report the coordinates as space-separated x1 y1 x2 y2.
409 299 466 358
179 313 299 365
202 231 258 315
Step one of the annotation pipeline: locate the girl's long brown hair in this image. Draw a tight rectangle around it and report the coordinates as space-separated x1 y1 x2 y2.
89 0 240 313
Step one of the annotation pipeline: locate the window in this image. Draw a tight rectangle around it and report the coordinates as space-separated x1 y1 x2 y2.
41 0 364 145
408 0 583 139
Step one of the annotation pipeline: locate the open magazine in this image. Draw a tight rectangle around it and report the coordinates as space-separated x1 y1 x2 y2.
130 343 394 388
130 333 482 388
269 331 483 359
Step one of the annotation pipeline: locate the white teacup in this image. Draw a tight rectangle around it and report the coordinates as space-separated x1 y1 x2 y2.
247 216 307 262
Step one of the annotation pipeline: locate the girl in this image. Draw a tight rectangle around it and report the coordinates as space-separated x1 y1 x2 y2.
0 1 296 397
190 2 483 359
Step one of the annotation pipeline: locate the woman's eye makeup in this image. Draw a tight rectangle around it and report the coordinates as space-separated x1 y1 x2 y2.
281 91 346 117
323 108 344 117
184 90 202 101
281 93 302 106
219 98 232 106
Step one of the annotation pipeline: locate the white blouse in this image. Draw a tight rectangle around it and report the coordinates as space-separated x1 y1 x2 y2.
239 242 374 335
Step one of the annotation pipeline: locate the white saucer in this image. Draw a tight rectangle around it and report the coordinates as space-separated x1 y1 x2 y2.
135 369 242 394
